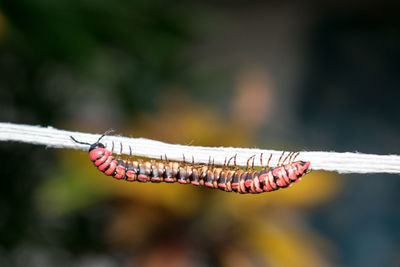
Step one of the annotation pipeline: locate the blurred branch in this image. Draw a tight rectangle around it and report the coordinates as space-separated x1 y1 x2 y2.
0 122 399 174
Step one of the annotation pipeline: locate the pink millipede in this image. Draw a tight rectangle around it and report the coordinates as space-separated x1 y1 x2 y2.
70 132 311 194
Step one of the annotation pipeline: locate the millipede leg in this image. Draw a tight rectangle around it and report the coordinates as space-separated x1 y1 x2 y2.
266 154 272 169
227 155 235 169
282 152 291 166
277 151 285 166
234 154 238 170
116 142 123 160
128 146 133 163
288 152 294 164
246 155 256 170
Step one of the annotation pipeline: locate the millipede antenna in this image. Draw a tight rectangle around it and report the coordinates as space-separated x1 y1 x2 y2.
70 136 91 146
96 129 115 143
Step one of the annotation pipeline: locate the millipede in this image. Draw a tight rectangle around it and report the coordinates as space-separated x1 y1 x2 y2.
70 132 311 194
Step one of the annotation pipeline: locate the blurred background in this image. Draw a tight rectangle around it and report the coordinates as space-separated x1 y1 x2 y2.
0 1 399 266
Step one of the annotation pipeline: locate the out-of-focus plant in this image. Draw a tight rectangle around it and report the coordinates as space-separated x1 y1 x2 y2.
0 0 192 125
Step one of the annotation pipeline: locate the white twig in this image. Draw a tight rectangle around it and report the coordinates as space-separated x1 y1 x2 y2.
0 122 399 174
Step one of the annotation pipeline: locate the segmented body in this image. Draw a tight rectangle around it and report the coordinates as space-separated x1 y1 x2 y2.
86 141 311 194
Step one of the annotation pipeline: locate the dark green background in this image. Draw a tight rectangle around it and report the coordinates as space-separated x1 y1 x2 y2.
0 1 399 266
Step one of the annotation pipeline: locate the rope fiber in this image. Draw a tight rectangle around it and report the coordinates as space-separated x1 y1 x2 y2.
0 122 399 174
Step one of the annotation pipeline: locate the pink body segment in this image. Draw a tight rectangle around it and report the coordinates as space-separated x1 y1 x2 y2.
104 160 118 176
113 164 126 179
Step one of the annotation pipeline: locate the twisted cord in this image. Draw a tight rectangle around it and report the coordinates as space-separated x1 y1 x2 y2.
0 122 399 174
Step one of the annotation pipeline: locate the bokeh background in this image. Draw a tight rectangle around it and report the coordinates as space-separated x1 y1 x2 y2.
0 1 399 266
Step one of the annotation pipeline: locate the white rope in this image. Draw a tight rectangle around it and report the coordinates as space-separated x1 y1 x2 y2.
0 122 399 174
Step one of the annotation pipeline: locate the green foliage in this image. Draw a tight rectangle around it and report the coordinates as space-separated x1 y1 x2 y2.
0 0 192 121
